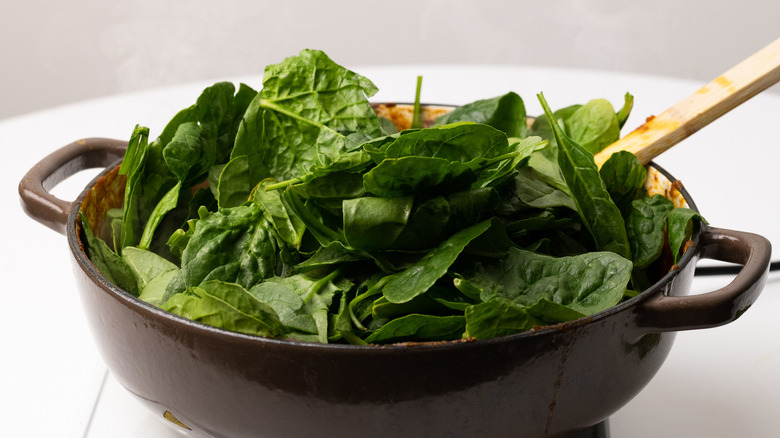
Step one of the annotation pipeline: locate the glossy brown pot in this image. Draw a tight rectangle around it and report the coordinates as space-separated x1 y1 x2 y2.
20 128 770 437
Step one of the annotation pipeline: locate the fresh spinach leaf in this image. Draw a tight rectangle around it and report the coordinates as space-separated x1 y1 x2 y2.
162 280 287 337
363 156 477 198
512 166 576 210
377 122 508 163
249 271 350 343
462 247 632 316
291 170 366 199
626 195 674 268
363 123 530 197
80 212 139 296
504 211 574 241
526 298 587 323
667 208 707 264
364 314 466 344
166 206 209 260
527 104 581 149
476 136 548 189
464 298 539 340
381 219 494 303
434 92 528 138
616 92 634 129
215 155 251 209
139 270 179 307
282 187 344 247
118 126 151 252
372 285 468 319
599 150 647 217
390 196 452 250
538 93 631 259
252 180 306 250
164 204 286 299
231 49 381 188
342 196 413 251
566 98 621 155
121 246 178 291
292 242 363 273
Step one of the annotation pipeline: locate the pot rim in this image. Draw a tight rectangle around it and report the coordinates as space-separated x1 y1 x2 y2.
66 158 700 352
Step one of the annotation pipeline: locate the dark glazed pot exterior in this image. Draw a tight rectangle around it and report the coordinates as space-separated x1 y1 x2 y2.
69 238 679 438
22 136 771 438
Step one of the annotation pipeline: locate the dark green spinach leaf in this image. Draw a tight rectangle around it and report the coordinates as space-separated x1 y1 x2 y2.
231 49 382 188
434 92 527 138
626 195 674 268
538 93 631 259
667 207 707 264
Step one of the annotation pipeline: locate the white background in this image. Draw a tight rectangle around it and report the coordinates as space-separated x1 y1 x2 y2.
2 0 779 120
4 3 780 437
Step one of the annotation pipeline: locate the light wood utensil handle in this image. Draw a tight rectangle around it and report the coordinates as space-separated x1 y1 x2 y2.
594 37 780 168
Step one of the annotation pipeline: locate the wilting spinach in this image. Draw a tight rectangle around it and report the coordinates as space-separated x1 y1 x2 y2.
80 48 705 345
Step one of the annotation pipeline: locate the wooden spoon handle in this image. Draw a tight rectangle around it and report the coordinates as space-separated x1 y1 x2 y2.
594 37 780 168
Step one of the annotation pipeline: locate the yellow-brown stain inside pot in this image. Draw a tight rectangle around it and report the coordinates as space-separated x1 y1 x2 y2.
79 166 125 237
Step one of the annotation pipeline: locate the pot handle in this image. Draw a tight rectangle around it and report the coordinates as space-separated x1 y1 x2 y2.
635 226 771 332
19 138 126 235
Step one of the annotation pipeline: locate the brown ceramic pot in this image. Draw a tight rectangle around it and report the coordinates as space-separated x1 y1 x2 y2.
19 111 771 437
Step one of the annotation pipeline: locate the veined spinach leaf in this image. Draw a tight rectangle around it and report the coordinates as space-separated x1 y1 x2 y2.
231 49 381 188
376 122 508 163
626 195 674 268
364 314 466 344
538 93 631 259
464 298 539 340
512 166 576 210
291 169 366 199
252 180 306 250
390 196 452 250
434 92 527 138
462 247 632 316
363 123 539 197
249 270 351 343
600 150 647 217
125 82 258 252
526 298 587 323
162 280 287 337
139 269 179 307
381 219 494 303
80 212 139 296
363 157 477 198
566 98 620 155
164 204 286 299
121 246 178 291
476 136 548 189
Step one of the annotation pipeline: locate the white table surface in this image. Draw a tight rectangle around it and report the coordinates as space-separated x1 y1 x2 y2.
3 65 779 438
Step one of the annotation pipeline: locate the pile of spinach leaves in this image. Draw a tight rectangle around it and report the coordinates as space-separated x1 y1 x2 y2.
81 49 705 344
